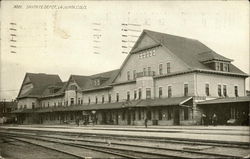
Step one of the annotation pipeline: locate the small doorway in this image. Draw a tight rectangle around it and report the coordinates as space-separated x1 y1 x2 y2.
127 111 131 125
115 111 119 125
102 112 107 124
173 108 180 125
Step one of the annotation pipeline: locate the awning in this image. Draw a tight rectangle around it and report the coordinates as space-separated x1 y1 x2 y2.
11 109 34 114
13 97 193 113
197 96 250 105
135 96 193 108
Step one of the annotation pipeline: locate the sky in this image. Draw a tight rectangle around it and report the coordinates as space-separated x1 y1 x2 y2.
0 0 249 100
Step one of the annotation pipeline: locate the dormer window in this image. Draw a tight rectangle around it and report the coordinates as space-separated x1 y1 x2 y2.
209 61 230 72
198 51 232 72
216 62 220 71
94 79 100 86
223 63 229 72
92 77 108 86
70 85 77 90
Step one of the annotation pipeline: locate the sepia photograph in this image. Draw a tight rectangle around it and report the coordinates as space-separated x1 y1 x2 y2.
0 0 249 158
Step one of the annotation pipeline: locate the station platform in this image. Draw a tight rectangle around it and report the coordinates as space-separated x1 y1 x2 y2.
1 124 249 144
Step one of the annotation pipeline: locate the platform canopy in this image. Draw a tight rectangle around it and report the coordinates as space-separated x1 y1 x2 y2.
134 96 193 108
197 96 250 106
12 109 34 114
12 97 193 113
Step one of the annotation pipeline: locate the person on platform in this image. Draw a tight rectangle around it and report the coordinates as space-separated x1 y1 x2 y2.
212 113 217 126
75 117 80 126
201 113 207 126
144 117 148 128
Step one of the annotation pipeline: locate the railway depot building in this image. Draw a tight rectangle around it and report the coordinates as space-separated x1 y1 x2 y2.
13 30 249 126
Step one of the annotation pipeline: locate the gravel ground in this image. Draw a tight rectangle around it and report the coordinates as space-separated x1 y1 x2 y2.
0 137 78 159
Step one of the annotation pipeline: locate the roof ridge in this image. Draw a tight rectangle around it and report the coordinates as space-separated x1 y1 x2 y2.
90 69 119 77
144 29 198 42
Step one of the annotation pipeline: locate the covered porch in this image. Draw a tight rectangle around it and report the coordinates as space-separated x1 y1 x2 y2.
197 96 250 125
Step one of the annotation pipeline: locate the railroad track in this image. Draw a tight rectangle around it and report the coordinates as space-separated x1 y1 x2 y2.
1 130 248 158
1 133 176 159
4 128 249 149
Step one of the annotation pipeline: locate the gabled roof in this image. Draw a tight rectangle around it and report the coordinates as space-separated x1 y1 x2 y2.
41 81 67 98
17 73 62 99
70 69 120 91
197 51 233 62
144 30 234 68
129 30 246 75
70 75 90 89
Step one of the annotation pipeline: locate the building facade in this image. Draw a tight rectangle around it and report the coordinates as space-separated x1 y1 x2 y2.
13 30 249 125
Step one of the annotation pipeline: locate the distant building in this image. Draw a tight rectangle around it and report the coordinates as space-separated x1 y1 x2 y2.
0 100 17 123
246 90 250 96
13 30 249 125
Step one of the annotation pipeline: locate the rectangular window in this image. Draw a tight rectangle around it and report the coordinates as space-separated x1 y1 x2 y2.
134 90 137 99
95 96 98 104
159 87 163 98
146 88 151 99
218 85 222 97
223 63 228 72
108 94 111 103
127 91 130 101
147 67 151 76
132 112 135 121
159 64 163 75
54 102 56 107
133 70 136 79
230 107 236 119
122 110 125 120
88 98 91 104
127 71 130 80
48 102 50 107
78 98 80 104
184 108 189 120
167 108 172 120
138 109 141 120
116 93 119 102
80 99 83 105
143 68 147 76
32 102 35 109
223 85 227 97
220 63 223 71
234 86 238 97
216 62 220 71
70 98 74 105
138 88 142 99
167 62 171 73
158 109 163 120
205 84 209 96
168 86 172 98
147 111 152 120
102 95 104 103
184 84 188 96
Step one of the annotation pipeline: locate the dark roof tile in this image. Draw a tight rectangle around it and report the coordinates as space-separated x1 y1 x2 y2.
18 73 62 99
143 30 245 74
